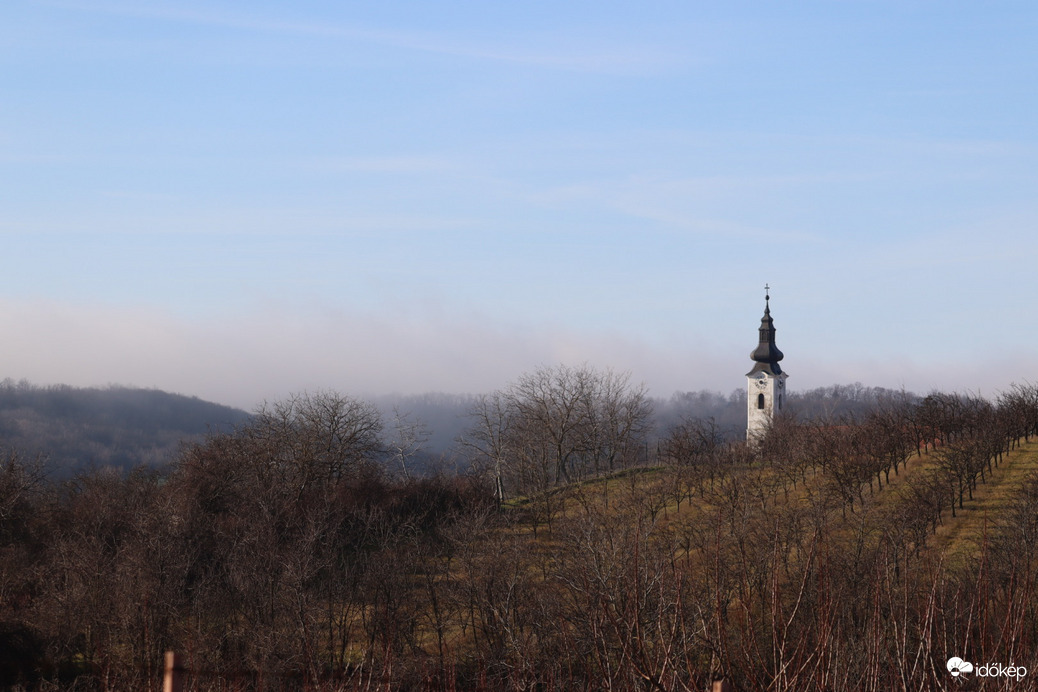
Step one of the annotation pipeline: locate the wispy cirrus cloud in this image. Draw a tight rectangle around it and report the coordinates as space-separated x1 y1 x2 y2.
41 0 690 74
289 155 462 175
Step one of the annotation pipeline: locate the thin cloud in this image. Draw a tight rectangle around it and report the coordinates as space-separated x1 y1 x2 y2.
533 175 827 243
43 0 687 74
289 156 462 175
0 207 485 237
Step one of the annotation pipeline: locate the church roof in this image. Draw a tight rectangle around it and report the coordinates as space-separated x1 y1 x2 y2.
746 288 784 376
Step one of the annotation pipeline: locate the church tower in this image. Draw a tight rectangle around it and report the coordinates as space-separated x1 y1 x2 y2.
747 286 787 441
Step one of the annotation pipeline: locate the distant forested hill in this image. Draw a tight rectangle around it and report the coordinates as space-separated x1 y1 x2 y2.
0 379 250 475
0 377 919 478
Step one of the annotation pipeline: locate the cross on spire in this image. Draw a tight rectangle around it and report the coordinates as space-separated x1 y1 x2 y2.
749 285 782 374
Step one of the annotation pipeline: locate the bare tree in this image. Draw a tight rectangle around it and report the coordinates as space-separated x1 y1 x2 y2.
250 390 384 485
460 392 512 503
661 417 725 499
386 406 430 479
463 365 653 505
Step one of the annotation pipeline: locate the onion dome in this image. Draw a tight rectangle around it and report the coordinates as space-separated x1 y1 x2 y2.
747 287 783 376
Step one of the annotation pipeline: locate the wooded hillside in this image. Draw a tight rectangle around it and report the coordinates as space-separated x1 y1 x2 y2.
1 369 1037 690
0 380 250 475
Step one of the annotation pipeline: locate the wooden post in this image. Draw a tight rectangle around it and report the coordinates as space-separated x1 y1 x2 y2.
163 651 183 692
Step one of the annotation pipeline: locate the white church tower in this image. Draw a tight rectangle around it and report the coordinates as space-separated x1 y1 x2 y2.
747 285 787 441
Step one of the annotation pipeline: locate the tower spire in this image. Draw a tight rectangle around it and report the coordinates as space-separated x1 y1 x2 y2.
747 286 783 376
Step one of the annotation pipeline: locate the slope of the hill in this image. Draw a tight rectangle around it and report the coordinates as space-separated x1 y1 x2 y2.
930 439 1038 559
0 379 251 475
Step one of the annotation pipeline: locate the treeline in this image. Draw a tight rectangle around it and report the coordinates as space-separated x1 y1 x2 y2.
2 369 1038 689
0 377 915 478
0 380 250 475
656 382 922 439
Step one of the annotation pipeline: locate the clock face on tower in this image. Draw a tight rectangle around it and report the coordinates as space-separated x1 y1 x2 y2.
755 378 768 390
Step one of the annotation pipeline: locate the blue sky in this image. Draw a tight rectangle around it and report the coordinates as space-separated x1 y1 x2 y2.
1 1 1036 408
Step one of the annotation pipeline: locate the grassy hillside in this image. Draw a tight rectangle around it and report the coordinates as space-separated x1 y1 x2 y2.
504 436 1038 563
931 439 1038 558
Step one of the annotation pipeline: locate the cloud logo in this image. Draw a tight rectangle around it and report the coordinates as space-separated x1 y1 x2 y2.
947 657 974 677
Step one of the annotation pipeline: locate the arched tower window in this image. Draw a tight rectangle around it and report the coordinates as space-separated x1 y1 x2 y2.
757 393 765 409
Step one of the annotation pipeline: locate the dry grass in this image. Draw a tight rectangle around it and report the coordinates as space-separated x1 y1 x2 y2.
495 436 1038 572
931 439 1038 560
